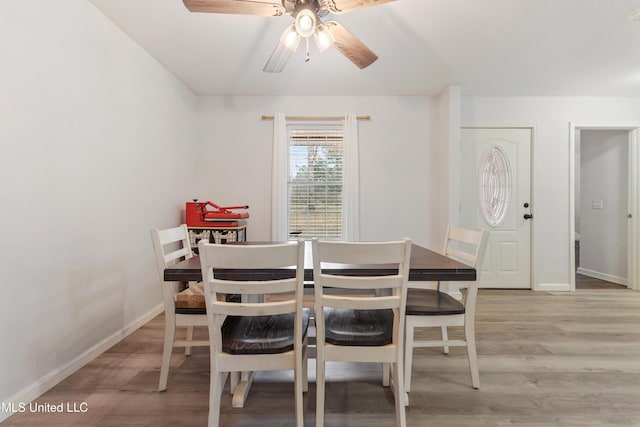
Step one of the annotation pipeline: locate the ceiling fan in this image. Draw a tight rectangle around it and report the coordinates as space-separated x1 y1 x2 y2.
182 0 396 72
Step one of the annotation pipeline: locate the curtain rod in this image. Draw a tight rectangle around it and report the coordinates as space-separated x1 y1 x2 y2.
261 115 371 121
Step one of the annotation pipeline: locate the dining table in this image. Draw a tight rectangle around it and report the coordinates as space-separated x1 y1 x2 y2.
163 241 476 408
164 241 476 283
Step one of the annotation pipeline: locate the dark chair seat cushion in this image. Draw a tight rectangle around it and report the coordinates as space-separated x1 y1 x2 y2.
221 308 311 355
406 289 465 316
323 307 393 346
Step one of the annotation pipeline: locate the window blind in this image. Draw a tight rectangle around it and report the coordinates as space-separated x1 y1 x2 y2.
287 124 344 239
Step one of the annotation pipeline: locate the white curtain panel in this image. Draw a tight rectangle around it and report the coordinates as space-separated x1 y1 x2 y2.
343 113 360 241
271 112 288 241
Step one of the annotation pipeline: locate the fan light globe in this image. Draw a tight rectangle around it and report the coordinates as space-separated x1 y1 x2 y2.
295 9 317 38
314 24 335 52
280 24 301 51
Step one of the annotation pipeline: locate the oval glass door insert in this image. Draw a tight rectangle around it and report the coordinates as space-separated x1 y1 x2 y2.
478 145 512 227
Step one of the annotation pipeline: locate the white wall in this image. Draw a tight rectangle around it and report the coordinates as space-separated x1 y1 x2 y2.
0 1 198 414
578 130 628 283
462 96 640 289
194 96 438 247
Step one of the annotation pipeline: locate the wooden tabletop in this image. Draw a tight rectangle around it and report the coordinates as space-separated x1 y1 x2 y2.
164 242 476 283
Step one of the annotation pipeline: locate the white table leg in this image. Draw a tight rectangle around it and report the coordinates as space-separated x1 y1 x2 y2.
231 371 257 408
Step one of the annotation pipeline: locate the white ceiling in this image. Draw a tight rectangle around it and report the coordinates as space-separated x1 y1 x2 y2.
89 0 640 96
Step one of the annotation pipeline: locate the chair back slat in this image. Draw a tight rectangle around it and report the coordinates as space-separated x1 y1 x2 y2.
320 295 401 311
445 247 476 266
214 300 297 317
201 242 302 269
163 247 191 264
315 274 404 291
314 240 409 265
157 225 190 244
211 278 297 296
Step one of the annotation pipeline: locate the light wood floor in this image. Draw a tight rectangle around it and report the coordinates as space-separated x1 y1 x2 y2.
576 273 628 290
3 289 640 426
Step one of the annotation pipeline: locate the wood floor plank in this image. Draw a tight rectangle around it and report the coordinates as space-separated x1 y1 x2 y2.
2 289 640 426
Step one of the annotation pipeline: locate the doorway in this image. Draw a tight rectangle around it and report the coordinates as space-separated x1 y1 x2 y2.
575 129 628 288
570 124 640 291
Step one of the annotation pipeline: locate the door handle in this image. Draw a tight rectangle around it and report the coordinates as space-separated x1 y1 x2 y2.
524 214 533 220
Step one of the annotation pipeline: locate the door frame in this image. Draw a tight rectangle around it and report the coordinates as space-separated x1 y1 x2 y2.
569 122 640 292
459 125 536 290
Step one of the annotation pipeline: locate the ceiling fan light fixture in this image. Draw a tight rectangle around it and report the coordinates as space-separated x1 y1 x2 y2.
280 24 301 51
184 0 385 72
294 8 317 38
314 24 335 52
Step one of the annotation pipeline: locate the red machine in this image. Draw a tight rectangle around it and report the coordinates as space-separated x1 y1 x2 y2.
186 200 249 228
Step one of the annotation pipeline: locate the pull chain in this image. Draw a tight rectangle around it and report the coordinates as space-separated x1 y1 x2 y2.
305 38 310 62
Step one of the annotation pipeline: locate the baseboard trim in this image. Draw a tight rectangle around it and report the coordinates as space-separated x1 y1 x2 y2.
577 267 629 287
535 282 572 292
0 304 164 423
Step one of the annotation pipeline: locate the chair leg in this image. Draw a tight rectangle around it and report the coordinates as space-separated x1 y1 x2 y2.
465 323 480 389
392 360 407 427
315 359 325 427
404 321 414 395
441 326 449 354
158 321 176 391
208 370 223 427
185 326 194 356
295 354 304 427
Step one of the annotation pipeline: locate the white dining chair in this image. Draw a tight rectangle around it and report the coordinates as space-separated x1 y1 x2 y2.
404 225 489 403
150 224 208 392
312 238 412 427
199 240 309 427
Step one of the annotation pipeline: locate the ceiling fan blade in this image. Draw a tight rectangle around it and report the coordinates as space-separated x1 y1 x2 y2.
263 25 301 73
263 42 293 73
327 0 396 15
325 21 377 69
282 0 297 14
182 0 285 16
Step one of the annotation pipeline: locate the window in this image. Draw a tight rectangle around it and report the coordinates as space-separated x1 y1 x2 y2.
271 114 360 241
287 123 344 239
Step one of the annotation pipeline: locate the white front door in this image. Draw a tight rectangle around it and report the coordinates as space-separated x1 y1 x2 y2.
460 128 532 289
